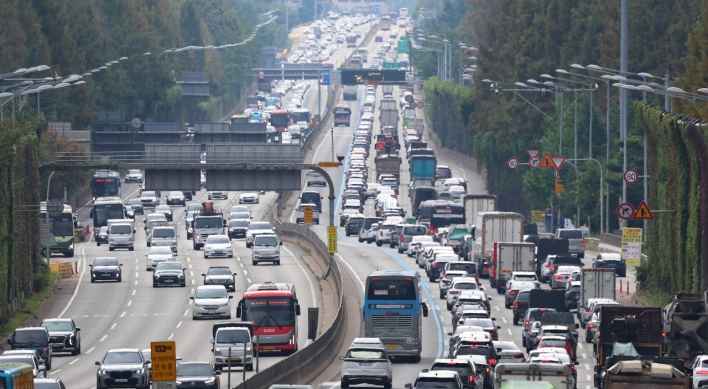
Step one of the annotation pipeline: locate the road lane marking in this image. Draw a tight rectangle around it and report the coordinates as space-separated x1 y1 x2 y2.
176 321 182 328
334 253 365 289
69 359 79 365
439 315 444 322
582 353 587 359
132 290 136 296
100 335 107 342
239 263 244 268
189 264 192 269
120 311 126 317
247 278 252 283
494 306 500 312
168 333 174 340
184 310 189 316
49 369 61 375
127 301 132 306
58 243 87 318
501 317 507 323
135 281 138 285
86 347 95 354
190 271 194 276
191 279 195 285
507 329 512 336
110 323 117 330
578 343 584 350
243 270 248 275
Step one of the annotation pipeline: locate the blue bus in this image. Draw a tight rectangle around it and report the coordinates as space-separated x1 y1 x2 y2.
91 170 121 200
250 112 264 123
0 362 34 389
364 270 428 362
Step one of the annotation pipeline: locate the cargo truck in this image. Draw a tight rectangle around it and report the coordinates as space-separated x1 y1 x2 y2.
379 108 399 128
407 118 424 136
411 187 437 216
380 97 397 110
472 212 524 278
493 363 574 389
490 242 535 293
409 155 436 180
375 154 402 181
343 85 358 100
579 268 616 317
535 238 570 277
662 292 708 361
192 202 226 250
463 195 497 225
211 322 254 371
597 356 690 389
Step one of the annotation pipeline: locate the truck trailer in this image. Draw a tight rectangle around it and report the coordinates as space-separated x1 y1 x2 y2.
490 242 535 293
472 212 524 278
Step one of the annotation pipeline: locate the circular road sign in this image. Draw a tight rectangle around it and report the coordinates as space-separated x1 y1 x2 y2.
617 202 635 220
47 199 64 217
409 102 416 109
624 169 639 185
528 156 541 169
416 101 424 109
507 157 519 170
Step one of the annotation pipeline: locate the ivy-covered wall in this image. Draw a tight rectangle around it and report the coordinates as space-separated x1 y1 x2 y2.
636 103 706 295
0 116 43 323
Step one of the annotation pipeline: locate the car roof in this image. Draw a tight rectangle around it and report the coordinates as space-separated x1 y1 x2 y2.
106 348 142 353
416 371 459 379
538 336 568 341
197 285 228 290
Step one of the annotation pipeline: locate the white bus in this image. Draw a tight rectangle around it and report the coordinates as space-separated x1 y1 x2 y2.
399 8 409 18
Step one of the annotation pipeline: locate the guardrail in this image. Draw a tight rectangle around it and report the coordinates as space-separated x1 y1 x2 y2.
229 195 345 389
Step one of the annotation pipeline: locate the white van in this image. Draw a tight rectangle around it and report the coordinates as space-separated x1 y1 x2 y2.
296 203 320 224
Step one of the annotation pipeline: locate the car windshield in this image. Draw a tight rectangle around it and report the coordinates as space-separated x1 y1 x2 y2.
94 258 118 266
169 192 182 197
215 331 249 344
103 351 142 364
230 212 250 220
431 365 470 375
12 330 46 344
42 321 72 332
208 236 230 244
208 268 232 276
250 222 272 230
414 379 459 389
230 220 249 227
156 263 182 271
463 319 494 328
255 236 278 246
456 346 493 358
177 363 213 377
111 225 131 234
347 349 385 359
196 288 227 299
153 229 175 238
194 217 222 228
0 357 34 367
540 339 568 347
559 230 582 239
514 274 536 281
453 282 478 290
150 247 173 255
495 342 520 352
141 191 157 197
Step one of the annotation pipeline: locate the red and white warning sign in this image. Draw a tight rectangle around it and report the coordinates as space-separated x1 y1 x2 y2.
527 149 540 158
551 156 566 170
528 156 541 169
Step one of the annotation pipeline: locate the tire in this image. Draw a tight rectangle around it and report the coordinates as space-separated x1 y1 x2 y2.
429 276 434 282
246 243 251 248
71 348 77 356
153 282 158 288
522 337 526 347
117 276 122 282
446 302 452 310
376 241 382 247
504 303 510 309
389 243 395 248
247 364 253 372
497 288 503 295
129 247 134 251
65 252 74 258
252 260 258 266
440 291 445 299
341 381 349 389
181 282 186 287
398 248 404 253
77 344 81 355
513 316 519 325
276 261 281 265
109 247 114 251
358 237 364 243
97 242 100 246
204 254 209 259
384 383 392 389
229 254 233 258
91 278 95 283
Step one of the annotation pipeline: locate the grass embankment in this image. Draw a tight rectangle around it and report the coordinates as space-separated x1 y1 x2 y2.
0 269 59 336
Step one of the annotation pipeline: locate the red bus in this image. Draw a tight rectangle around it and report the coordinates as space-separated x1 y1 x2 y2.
333 104 352 126
237 282 301 353
322 61 334 69
346 33 357 47
270 110 290 132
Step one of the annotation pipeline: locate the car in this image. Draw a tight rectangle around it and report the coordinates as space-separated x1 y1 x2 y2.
296 203 320 224
504 281 539 308
550 265 581 289
95 348 150 389
455 309 491 329
124 205 136 220
203 266 236 292
245 222 274 248
512 290 531 325
521 308 557 348
585 312 600 343
192 285 233 319
593 253 627 277
306 170 327 186
34 378 67 389
341 209 360 227
140 191 159 208
345 215 365 236
204 235 233 258
125 198 144 215
90 257 122 283
187 203 205 213
457 318 501 341
452 345 498 369
146 246 174 270
540 254 583 283
175 362 221 389
526 349 578 385
340 347 392 389
239 192 259 204
565 281 581 309
96 226 109 246
41 318 81 356
446 278 483 310
152 261 186 287
124 169 143 183
207 191 228 200
535 335 574 361
426 359 482 389
405 371 463 389
439 270 469 299
154 205 173 221
397 224 427 253
427 254 458 282
494 340 525 363
166 191 186 206
227 219 250 239
555 228 585 258
0 354 46 377
435 165 452 179
407 235 434 257
510 271 539 283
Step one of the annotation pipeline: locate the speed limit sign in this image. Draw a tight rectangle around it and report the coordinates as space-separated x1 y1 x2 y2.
624 169 639 185
507 157 519 170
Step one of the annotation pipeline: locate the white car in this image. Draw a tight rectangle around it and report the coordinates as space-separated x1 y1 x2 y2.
340 347 392 389
125 169 143 183
191 285 232 320
208 191 228 200
375 221 397 246
439 270 469 299
446 277 484 310
203 235 233 259
239 192 259 204
406 235 434 257
145 246 174 270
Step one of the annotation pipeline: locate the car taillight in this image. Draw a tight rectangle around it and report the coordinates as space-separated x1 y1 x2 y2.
544 264 551 267
551 266 556 273
485 367 490 374
488 358 496 366
514 353 524 359
524 321 530 326
449 290 458 294
468 376 475 383
490 330 497 338
555 275 563 279
508 290 518 296
459 320 464 324
582 237 585 247
400 234 405 242
697 370 708 375
570 365 576 371
514 302 519 310
588 323 595 329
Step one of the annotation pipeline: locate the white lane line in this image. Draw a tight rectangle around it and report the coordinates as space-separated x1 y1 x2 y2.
135 265 138 270
135 272 139 278
120 311 126 317
494 306 500 312
578 342 584 350
69 359 79 365
135 280 138 285
189 264 192 269
243 270 248 275
132 290 136 296
191 288 194 294
110 323 117 330
335 253 365 290
168 333 174 340
86 347 95 354
127 301 132 306
239 263 244 268
247 278 252 284
237 257 241 261
49 369 61 375
187 258 190 262
176 321 183 328
100 335 107 342
501 317 507 323
507 329 512 336
582 353 587 359
439 315 444 323
584 364 590 370
58 243 87 318
191 279 195 285
184 310 189 316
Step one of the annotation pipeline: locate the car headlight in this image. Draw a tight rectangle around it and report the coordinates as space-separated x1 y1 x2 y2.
178 273 184 278
151 241 156 245
134 369 144 374
214 348 221 355
204 378 216 385
172 240 177 244
246 346 252 352
99 370 108 375
195 235 201 241
154 274 160 278
176 381 183 386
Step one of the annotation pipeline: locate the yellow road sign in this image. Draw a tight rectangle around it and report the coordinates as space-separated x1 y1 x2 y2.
328 226 337 253
531 210 545 223
318 162 340 167
304 206 314 224
555 179 564 194
621 227 643 265
540 153 555 168
151 341 177 381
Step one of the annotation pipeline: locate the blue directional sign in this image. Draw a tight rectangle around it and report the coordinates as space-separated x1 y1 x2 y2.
373 4 380 14
322 69 331 86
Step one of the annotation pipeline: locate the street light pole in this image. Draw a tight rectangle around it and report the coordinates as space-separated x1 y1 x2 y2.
45 171 55 262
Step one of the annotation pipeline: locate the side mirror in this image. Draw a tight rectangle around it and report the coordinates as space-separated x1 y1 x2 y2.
405 384 412 388
223 220 227 226
89 264 93 268
520 358 526 363
202 274 206 276
145 360 151 364
236 306 242 318
76 328 81 331
496 348 502 353
574 361 580 365
6 339 10 345
95 361 101 365
119 264 123 267
491 318 496 321
339 356 345 360
215 370 221 375
183 268 187 271
210 337 214 344
487 297 492 300
143 219 147 223
295 305 301 316
229 296 233 299
447 332 452 336
279 241 283 246
422 369 429 373
190 297 194 300
133 230 136 234
496 326 502 329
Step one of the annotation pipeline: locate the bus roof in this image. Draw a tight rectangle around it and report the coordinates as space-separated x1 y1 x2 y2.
231 114 248 118
0 362 34 375
291 108 310 113
40 202 72 213
368 270 418 278
271 110 289 115
244 282 295 298
94 197 123 204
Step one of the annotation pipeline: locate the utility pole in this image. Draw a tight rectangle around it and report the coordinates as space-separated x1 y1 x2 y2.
620 0 628 206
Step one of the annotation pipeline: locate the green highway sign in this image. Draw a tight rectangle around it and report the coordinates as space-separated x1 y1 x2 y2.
382 62 400 69
397 41 409 53
400 36 408 42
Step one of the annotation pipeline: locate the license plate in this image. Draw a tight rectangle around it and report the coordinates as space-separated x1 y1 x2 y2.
102 273 110 276
164 280 174 283
360 362 372 366
215 251 223 254
115 379 128 383
263 346 275 350
230 357 241 361
52 343 63 347
386 344 397 350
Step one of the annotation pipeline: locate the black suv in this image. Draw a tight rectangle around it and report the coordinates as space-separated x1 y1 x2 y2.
593 253 627 277
512 290 531 325
435 165 452 179
176 362 220 389
153 262 186 287
202 266 236 292
41 318 81 356
565 281 581 309
8 326 52 369
125 198 144 215
227 219 250 239
90 257 123 283
95 348 150 389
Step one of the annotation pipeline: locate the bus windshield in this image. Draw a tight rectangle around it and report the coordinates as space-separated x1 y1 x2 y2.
92 178 119 197
244 297 296 327
367 279 416 300
42 212 74 237
270 113 290 127
291 110 310 123
94 203 124 227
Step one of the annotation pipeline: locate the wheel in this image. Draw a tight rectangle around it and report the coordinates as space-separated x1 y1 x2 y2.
522 337 526 347
398 248 404 253
109 247 114 251
429 276 434 282
376 241 382 247
439 291 445 299
341 380 349 389
252 260 258 266
513 316 519 325
446 302 452 310
96 242 101 246
497 288 503 295
204 254 209 259
384 383 392 389
247 364 253 372
504 303 510 309
229 254 233 258
71 348 77 356
153 282 158 287
276 261 281 265
389 243 395 248
409 355 421 363
345 232 350 236
91 278 95 283
129 247 134 251
117 276 122 282
77 344 81 355
246 243 251 248
358 237 363 243
65 252 74 258
181 282 186 287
